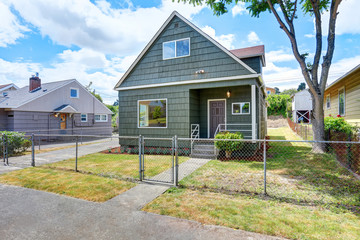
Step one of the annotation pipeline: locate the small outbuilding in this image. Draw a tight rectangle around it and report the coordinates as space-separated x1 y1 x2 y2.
291 89 312 123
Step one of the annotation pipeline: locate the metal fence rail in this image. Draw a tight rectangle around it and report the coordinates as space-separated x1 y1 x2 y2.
1 133 359 210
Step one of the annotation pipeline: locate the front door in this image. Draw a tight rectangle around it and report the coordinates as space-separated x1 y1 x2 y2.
209 100 226 138
60 113 67 129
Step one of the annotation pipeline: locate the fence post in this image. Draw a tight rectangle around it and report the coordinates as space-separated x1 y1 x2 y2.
5 134 8 166
171 136 175 184
263 138 267 195
174 135 179 186
2 134 5 164
31 133 35 167
75 136 78 172
138 135 142 181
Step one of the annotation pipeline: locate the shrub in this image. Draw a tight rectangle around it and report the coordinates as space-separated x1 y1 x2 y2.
324 116 356 135
0 131 31 155
267 94 291 117
214 132 244 157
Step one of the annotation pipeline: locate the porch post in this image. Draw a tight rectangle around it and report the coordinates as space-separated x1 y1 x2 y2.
251 85 256 140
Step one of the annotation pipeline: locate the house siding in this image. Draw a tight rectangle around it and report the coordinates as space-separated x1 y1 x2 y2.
120 16 253 88
118 79 259 139
0 109 7 130
324 68 360 125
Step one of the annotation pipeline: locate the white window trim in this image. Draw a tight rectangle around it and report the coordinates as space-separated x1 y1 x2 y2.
80 113 87 122
338 87 345 116
207 99 227 138
95 114 108 122
326 94 331 110
137 98 168 128
232 102 251 115
162 38 190 60
70 88 79 98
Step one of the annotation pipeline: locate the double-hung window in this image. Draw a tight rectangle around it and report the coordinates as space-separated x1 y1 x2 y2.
81 114 87 122
232 102 250 115
95 114 108 122
326 94 331 109
338 88 345 116
138 99 167 128
163 38 190 60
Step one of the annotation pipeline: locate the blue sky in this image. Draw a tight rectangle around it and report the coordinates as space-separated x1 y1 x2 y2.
1 0 360 104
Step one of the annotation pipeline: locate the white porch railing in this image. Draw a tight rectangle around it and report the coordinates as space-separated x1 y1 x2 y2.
214 123 255 139
191 124 200 154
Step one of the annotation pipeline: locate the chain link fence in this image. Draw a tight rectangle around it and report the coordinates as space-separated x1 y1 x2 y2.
287 117 313 140
1 133 359 211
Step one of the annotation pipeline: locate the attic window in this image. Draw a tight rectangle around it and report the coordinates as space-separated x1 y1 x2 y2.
70 88 79 98
163 38 190 60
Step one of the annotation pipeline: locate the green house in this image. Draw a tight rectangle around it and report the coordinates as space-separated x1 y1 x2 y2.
114 11 267 141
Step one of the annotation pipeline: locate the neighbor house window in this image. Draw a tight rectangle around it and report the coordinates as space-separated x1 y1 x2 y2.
338 88 345 116
138 99 167 128
326 94 331 109
95 114 107 122
70 88 79 98
163 38 190 60
81 114 87 122
232 102 250 115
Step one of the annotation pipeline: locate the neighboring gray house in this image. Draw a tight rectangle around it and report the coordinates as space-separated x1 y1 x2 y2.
0 83 19 95
0 76 112 135
114 11 267 140
291 89 313 123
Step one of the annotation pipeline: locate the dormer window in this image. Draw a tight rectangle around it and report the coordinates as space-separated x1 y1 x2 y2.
70 88 79 98
163 38 190 60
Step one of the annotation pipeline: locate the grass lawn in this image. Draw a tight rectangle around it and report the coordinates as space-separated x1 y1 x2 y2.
45 153 189 180
0 167 136 202
144 126 360 240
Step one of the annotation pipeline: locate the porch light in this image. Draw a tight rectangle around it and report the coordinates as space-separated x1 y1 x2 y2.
54 113 59 117
226 90 231 98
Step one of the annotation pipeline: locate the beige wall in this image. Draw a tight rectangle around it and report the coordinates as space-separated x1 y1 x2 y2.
324 68 360 126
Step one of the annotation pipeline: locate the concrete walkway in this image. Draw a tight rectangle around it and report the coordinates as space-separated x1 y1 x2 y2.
0 184 284 240
106 158 209 210
0 138 119 174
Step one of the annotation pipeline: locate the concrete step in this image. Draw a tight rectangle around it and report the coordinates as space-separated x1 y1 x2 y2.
193 144 215 150
190 153 216 159
192 149 215 154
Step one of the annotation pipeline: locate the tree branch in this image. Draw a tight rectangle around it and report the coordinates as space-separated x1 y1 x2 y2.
267 0 317 96
290 0 297 22
320 0 342 94
310 0 322 90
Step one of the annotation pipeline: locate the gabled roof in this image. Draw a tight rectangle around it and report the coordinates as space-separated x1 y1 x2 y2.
230 45 266 67
0 79 75 108
54 104 78 113
325 64 360 90
0 83 19 92
114 11 257 89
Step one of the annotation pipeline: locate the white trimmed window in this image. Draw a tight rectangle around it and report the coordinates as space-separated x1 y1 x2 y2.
95 114 108 122
81 114 87 122
138 99 167 128
338 87 345 116
326 94 331 109
232 102 250 115
70 88 79 98
163 38 190 60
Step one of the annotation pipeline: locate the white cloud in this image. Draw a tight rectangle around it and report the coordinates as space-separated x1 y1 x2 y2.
201 25 235 49
231 2 246 17
321 0 360 35
8 0 205 55
266 49 295 63
0 1 29 47
304 34 315 38
247 31 262 45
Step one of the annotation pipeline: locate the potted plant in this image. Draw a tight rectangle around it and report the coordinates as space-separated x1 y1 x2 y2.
215 132 244 159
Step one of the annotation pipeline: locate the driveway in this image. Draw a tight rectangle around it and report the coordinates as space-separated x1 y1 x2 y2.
0 137 119 174
0 184 283 240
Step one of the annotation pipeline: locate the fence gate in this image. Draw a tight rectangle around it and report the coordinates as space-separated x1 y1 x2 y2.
140 136 175 184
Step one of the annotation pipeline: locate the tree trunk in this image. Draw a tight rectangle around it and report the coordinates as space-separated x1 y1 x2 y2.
311 94 325 152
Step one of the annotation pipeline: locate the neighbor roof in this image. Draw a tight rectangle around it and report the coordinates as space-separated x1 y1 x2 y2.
0 79 75 109
230 45 266 66
325 64 360 90
0 84 11 89
114 11 260 89
0 83 19 91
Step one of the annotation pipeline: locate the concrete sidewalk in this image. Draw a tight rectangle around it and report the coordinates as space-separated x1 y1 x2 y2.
0 184 284 240
0 138 119 174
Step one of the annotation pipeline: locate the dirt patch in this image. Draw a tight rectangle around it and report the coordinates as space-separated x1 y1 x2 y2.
267 115 288 128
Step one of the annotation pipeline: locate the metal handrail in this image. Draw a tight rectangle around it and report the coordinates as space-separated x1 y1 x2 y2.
190 124 200 154
214 123 254 138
